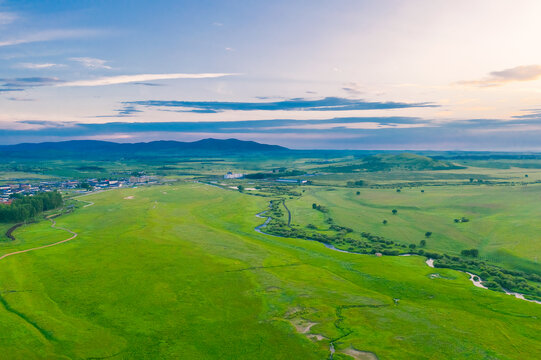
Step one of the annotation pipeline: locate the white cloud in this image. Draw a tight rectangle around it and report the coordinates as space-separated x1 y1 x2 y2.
0 29 100 47
70 57 112 69
57 73 237 87
18 63 64 69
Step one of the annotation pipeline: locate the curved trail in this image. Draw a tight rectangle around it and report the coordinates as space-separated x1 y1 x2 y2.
0 215 77 262
0 194 95 262
256 204 541 305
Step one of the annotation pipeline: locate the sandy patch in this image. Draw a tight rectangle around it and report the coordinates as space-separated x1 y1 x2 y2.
307 334 326 341
245 188 257 191
124 196 135 200
162 191 167 194
342 347 379 360
290 318 317 334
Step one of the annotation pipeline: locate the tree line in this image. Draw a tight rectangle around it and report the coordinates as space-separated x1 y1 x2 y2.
0 192 63 223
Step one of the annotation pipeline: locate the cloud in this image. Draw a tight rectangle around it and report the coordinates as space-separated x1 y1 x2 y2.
458 65 541 87
0 12 17 25
0 29 101 47
70 57 112 69
1 77 63 89
58 73 236 87
342 82 363 96
130 82 164 87
512 108 541 120
125 97 438 113
17 63 64 69
7 97 34 101
96 105 143 118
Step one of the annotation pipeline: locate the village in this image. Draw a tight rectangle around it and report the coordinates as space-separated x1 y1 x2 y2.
0 175 158 205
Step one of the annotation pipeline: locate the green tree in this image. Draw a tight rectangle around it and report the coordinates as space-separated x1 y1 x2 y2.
420 239 426 247
392 209 398 215
382 219 388 225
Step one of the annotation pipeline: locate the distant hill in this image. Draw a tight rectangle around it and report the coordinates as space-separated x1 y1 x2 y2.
0 138 288 159
318 153 465 172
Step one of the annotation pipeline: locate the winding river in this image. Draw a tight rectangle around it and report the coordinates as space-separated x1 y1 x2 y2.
256 205 541 305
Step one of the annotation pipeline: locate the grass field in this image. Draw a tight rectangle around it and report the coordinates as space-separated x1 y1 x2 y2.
285 184 541 276
0 183 540 359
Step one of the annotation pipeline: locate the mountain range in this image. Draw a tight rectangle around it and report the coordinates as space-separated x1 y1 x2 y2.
0 138 288 158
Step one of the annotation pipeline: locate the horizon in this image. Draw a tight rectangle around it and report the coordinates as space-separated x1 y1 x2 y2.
4 137 541 153
2 1 541 150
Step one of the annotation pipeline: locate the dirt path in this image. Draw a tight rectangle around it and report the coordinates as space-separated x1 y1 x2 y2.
0 214 77 262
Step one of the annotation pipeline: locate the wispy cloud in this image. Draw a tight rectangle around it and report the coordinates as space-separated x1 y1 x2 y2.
70 57 111 69
458 65 541 87
17 62 64 69
7 97 34 102
57 73 237 87
125 97 438 113
0 88 23 92
0 77 63 90
0 12 17 25
0 29 100 47
342 82 363 96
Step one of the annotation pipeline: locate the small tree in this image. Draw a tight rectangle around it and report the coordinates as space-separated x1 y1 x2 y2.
425 231 432 238
421 189 424 193
392 209 398 215
396 189 401 193
237 185 244 192
420 239 426 247
382 219 388 225
356 191 360 195
409 243 416 249
312 203 317 209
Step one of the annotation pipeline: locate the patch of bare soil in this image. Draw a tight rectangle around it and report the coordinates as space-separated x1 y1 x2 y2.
342 347 379 360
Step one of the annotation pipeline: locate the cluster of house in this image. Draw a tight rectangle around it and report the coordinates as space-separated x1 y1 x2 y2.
0 175 158 205
0 182 54 204
224 172 244 179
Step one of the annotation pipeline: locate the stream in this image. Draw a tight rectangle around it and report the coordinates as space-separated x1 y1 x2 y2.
256 205 541 305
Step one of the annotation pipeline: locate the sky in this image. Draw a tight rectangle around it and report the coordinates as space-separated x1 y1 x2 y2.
1 0 541 150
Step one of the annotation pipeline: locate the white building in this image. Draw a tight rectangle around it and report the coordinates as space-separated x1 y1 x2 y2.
224 172 244 179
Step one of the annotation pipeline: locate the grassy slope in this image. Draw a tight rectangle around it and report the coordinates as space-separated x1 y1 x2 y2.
288 185 541 274
0 184 539 359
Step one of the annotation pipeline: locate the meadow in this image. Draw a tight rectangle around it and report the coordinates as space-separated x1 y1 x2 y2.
1 183 540 359
284 184 541 275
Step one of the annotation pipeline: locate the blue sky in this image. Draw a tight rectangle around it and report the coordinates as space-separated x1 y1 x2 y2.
2 0 541 149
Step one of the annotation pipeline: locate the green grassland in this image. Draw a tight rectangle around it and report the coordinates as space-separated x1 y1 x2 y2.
285 184 541 275
1 183 540 359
